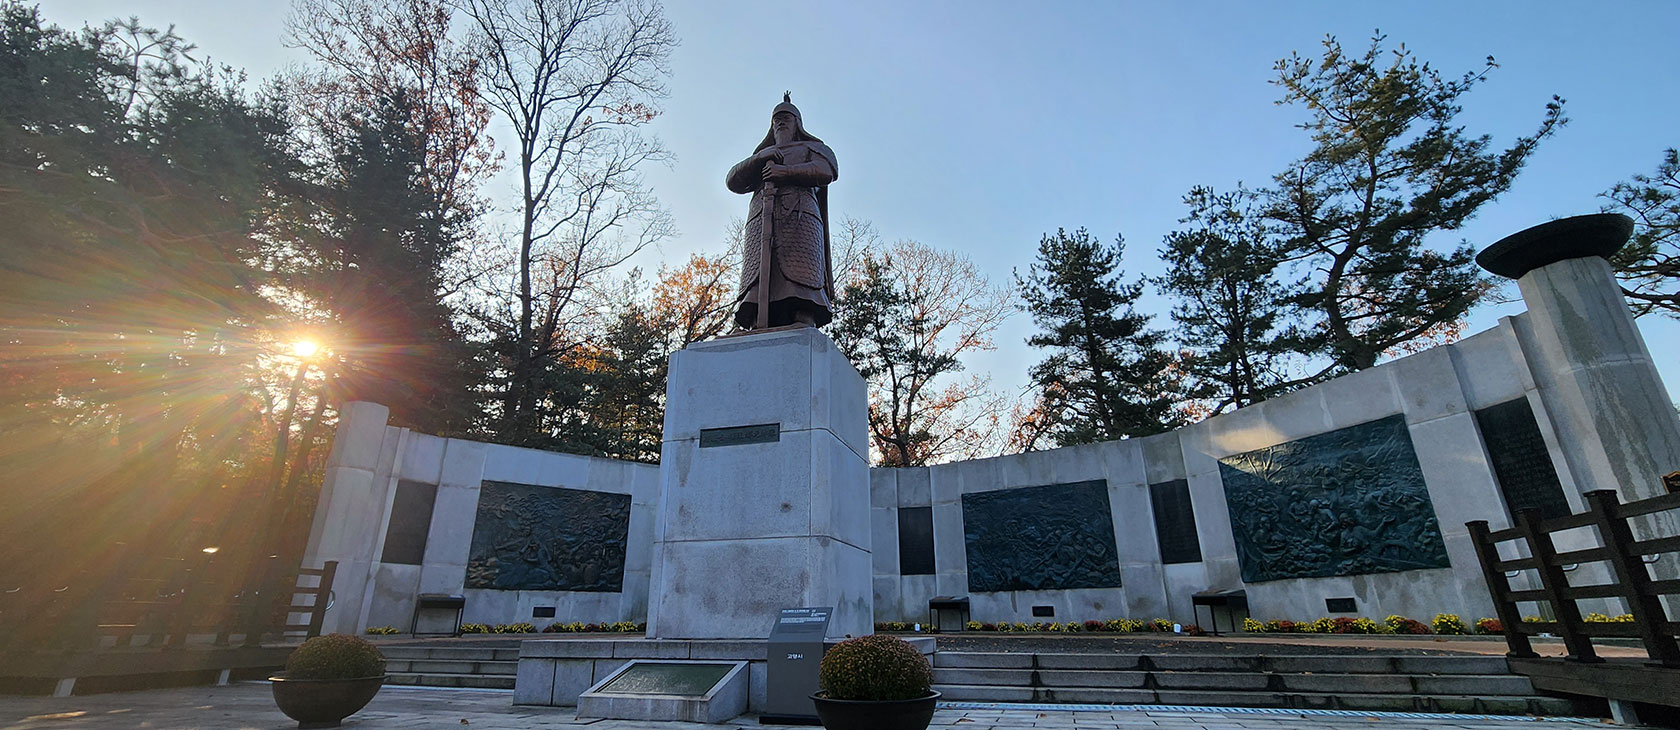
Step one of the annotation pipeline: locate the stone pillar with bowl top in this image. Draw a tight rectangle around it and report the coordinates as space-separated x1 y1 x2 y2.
1479 213 1680 615
1478 213 1680 501
645 326 873 640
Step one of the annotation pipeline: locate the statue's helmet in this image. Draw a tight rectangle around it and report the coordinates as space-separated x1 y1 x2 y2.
757 92 823 151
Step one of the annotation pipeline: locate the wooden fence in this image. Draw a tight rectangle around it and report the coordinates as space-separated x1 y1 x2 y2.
0 551 336 653
1467 488 1680 667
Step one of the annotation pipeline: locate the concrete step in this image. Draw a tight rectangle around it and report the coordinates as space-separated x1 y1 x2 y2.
385 659 518 676
932 652 1512 675
387 672 516 690
378 646 521 662
930 668 1535 695
932 685 1578 716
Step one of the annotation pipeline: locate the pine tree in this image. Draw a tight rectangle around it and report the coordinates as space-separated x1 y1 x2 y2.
302 91 485 436
1017 228 1181 446
1603 148 1680 318
1157 188 1297 415
1259 33 1565 372
589 302 669 463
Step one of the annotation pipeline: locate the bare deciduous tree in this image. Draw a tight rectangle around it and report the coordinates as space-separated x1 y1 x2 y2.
834 237 1014 466
285 0 496 217
455 0 677 442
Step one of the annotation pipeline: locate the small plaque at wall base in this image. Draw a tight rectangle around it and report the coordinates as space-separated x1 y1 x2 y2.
1325 597 1357 614
532 606 555 618
1032 605 1055 618
699 423 780 448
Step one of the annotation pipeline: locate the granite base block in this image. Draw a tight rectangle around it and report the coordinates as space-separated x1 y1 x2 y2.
576 660 749 724
514 636 933 712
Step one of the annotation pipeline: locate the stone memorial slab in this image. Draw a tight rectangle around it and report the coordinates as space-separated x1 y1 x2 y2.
1473 398 1571 521
897 506 935 576
1218 414 1450 583
466 481 631 591
1148 479 1202 565
380 480 436 566
961 480 1123 592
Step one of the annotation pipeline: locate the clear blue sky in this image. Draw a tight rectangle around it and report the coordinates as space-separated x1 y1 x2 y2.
44 0 1680 405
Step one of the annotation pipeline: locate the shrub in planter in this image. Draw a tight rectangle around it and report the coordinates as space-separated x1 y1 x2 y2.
1083 620 1104 632
285 634 387 680
979 622 997 632
492 622 536 633
459 623 490 634
271 634 388 728
813 635 939 730
364 626 399 635
1475 618 1504 635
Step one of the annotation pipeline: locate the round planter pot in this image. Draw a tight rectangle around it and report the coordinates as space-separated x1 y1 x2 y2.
269 673 387 729
809 690 940 730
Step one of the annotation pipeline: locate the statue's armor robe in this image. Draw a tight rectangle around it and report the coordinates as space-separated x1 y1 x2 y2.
727 140 837 328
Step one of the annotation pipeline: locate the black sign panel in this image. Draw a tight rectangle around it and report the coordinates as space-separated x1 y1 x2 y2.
770 607 833 639
466 481 631 592
1474 398 1571 521
897 506 935 576
1325 597 1357 613
962 480 1123 592
381 480 437 565
699 423 780 448
1148 479 1202 565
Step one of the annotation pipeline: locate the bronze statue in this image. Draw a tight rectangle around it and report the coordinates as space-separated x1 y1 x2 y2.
728 93 838 329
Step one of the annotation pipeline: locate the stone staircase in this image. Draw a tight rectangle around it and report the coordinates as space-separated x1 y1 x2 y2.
932 652 1580 716
382 643 520 690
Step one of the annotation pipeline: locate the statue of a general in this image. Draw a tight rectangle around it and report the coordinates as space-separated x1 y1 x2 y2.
728 93 838 329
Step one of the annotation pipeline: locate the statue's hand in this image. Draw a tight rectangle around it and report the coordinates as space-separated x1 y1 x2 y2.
761 163 791 182
754 148 784 165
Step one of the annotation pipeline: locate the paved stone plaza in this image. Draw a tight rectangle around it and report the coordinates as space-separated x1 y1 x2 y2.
0 684 1645 730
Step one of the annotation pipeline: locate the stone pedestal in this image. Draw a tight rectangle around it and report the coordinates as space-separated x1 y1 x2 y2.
646 327 872 640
